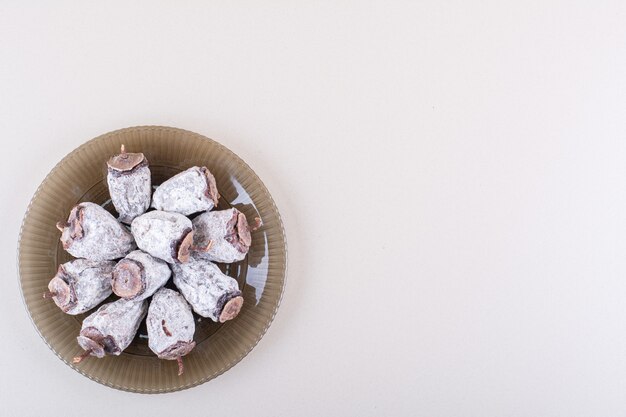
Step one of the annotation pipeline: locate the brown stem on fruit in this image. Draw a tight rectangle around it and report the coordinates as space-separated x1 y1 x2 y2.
42 291 57 299
56 221 66 232
249 217 263 232
73 349 92 364
177 356 184 376
190 240 213 252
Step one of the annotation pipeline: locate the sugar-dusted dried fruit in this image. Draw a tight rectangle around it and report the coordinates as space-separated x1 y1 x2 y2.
44 259 114 315
73 298 148 363
192 208 262 263
151 166 219 216
131 210 199 264
112 250 171 301
172 256 243 322
57 202 136 261
147 288 196 376
106 144 151 224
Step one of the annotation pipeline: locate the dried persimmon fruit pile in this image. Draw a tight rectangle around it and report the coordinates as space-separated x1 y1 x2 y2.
44 145 261 376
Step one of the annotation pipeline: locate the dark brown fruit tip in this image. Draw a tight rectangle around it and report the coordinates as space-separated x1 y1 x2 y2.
47 275 71 309
107 144 145 172
201 167 220 206
60 205 85 249
112 259 144 299
236 213 252 247
177 230 194 263
158 340 196 361
77 327 107 358
219 296 244 323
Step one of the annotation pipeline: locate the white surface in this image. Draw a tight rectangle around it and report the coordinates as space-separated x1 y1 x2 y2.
1 1 626 416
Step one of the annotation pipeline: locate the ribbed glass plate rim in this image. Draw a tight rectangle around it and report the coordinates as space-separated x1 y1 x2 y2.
16 126 288 393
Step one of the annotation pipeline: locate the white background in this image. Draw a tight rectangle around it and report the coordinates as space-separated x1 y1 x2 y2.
1 1 626 416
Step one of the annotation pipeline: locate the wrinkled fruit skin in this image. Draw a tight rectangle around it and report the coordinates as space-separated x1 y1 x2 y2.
151 166 219 216
131 211 193 264
112 250 171 301
147 288 196 360
192 208 254 263
172 255 243 322
48 259 114 315
60 202 136 260
77 298 148 358
107 152 151 224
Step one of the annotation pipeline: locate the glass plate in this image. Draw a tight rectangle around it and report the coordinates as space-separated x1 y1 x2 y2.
17 126 287 393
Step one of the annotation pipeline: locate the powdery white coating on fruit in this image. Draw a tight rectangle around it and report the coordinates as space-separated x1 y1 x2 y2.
192 208 246 263
172 256 241 321
151 166 216 216
61 259 114 314
147 288 195 357
107 164 151 224
119 250 171 301
78 298 148 357
62 202 136 260
131 211 192 264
